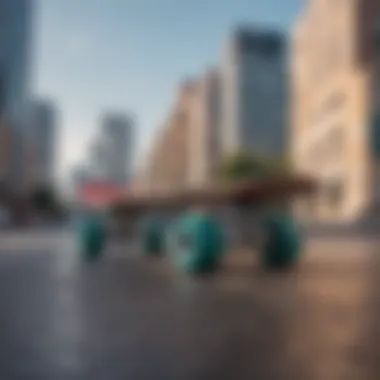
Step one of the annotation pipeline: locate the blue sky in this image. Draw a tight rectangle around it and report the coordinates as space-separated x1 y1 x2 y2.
32 0 303 183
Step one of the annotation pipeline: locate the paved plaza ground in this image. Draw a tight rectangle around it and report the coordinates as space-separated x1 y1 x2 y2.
0 229 380 379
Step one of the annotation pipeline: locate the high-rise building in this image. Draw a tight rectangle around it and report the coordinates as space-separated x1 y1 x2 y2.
187 68 221 188
0 0 33 191
0 115 11 181
135 69 223 195
291 0 380 223
30 99 56 185
134 79 196 195
100 112 133 185
0 71 6 113
136 29 287 196
0 0 32 128
88 139 107 180
221 27 287 157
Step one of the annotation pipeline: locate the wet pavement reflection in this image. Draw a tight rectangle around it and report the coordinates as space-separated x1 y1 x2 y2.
0 233 379 379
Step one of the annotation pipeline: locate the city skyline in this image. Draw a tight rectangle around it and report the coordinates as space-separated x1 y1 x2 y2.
32 0 303 186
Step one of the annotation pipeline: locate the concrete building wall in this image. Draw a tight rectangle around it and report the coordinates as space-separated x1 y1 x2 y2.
364 0 380 208
135 80 197 195
0 119 36 193
221 41 240 154
291 0 380 223
135 70 222 196
187 68 221 188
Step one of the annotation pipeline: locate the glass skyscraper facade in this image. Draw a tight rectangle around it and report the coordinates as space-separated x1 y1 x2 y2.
0 0 33 189
101 113 133 186
0 0 32 127
221 28 286 156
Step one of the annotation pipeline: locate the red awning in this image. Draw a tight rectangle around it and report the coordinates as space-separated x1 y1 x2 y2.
79 182 129 207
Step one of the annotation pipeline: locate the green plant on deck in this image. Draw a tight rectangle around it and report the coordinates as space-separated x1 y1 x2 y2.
216 150 292 183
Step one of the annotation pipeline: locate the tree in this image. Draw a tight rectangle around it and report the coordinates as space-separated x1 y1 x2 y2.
216 150 291 183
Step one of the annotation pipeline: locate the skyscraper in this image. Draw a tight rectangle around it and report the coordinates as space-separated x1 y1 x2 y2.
133 79 196 195
88 137 110 181
0 0 32 129
187 68 221 188
0 0 33 191
30 99 56 185
101 112 133 185
0 70 6 113
221 27 286 156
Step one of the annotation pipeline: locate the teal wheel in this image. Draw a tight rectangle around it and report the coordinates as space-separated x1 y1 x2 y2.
261 213 303 270
78 215 107 262
173 211 225 274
